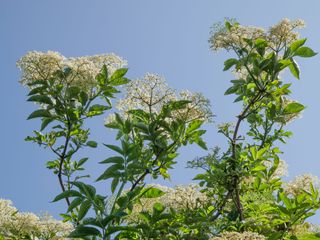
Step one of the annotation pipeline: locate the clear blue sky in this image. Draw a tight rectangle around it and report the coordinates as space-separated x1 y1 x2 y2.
1 0 320 223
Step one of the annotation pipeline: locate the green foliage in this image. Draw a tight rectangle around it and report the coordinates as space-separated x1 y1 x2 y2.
21 19 320 240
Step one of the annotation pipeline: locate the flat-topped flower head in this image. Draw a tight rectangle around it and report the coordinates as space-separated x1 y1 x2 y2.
116 73 176 115
284 173 320 196
209 21 265 51
111 73 213 124
268 18 305 48
17 51 127 93
209 19 305 52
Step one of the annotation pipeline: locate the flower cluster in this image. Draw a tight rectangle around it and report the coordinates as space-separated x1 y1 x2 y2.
126 184 209 223
106 73 213 124
211 231 266 240
268 19 305 48
17 51 127 92
284 174 320 196
209 22 265 51
116 73 176 115
209 19 305 51
0 199 73 239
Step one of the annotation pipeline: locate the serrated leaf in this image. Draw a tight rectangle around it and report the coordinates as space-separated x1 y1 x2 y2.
224 85 238 95
294 46 317 58
40 118 54 131
27 95 53 105
67 197 83 212
142 187 166 198
290 38 307 52
86 141 98 148
89 104 109 112
99 156 124 164
289 58 300 79
69 226 100 238
284 102 305 114
110 68 128 82
66 86 80 99
78 158 89 167
103 144 123 155
195 138 208 150
111 177 119 193
186 120 203 134
52 190 82 202
27 109 52 120
223 58 238 71
96 164 123 181
78 200 92 220
79 91 88 106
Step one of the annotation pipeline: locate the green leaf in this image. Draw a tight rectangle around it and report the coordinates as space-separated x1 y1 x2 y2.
153 202 165 212
40 118 54 131
141 187 166 198
79 91 88 106
225 21 232 31
279 192 292 209
195 138 208 150
284 102 305 114
96 164 122 181
27 86 47 96
78 200 92 221
66 86 80 99
109 68 129 85
99 156 124 164
78 158 89 167
110 77 130 86
294 47 317 58
96 65 108 85
27 95 53 105
168 100 191 110
186 120 204 134
72 182 96 199
252 165 267 172
103 144 123 155
289 58 300 79
89 104 109 112
67 197 83 212
27 109 52 120
111 177 119 193
290 38 307 52
86 141 98 148
223 58 238 71
52 190 82 202
69 226 100 238
224 85 238 95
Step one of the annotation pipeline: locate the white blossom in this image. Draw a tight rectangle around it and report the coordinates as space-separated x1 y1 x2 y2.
17 51 127 93
108 73 213 124
211 231 266 240
284 174 320 196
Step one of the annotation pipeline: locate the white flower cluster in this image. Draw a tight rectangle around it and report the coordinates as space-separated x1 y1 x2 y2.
268 18 305 47
209 19 305 51
211 231 266 240
116 73 176 115
0 199 73 239
17 51 127 92
264 159 289 179
126 184 209 223
106 73 213 124
209 22 265 51
284 174 320 196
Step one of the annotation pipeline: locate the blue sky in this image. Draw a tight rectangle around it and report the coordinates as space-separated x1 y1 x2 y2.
1 0 320 223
